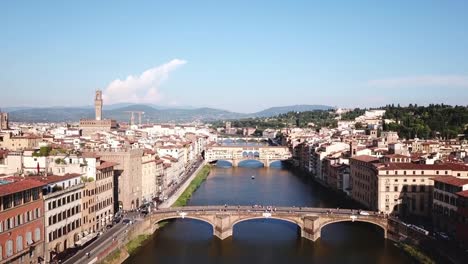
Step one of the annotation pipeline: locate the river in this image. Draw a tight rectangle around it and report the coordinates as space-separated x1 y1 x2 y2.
125 159 412 264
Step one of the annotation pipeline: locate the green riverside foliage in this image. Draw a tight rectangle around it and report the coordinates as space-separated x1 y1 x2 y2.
172 165 211 207
397 243 436 264
125 234 150 255
101 249 122 264
383 104 468 139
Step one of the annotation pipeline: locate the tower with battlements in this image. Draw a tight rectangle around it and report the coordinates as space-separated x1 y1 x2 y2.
95 90 103 121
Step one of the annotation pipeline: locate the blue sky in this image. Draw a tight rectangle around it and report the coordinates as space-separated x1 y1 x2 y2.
1 0 468 113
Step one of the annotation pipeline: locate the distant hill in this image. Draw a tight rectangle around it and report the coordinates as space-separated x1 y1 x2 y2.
252 105 334 117
6 104 332 123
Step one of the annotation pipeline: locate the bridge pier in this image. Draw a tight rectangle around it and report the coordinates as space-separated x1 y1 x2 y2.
213 214 233 240
301 216 321 241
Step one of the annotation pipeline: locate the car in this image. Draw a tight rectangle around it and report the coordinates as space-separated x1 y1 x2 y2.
359 211 370 216
436 232 450 240
122 218 131 224
113 216 122 224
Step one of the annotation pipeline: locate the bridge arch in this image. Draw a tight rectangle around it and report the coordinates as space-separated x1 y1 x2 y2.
215 160 233 167
318 218 387 239
231 216 304 230
238 160 264 167
153 215 215 231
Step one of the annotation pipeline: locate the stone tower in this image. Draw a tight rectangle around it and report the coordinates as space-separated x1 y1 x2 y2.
0 111 8 130
350 141 358 157
95 90 103 121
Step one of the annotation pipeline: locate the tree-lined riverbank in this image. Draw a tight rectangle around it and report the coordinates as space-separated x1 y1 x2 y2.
172 165 211 207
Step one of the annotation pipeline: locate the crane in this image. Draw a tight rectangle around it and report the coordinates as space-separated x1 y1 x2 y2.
124 111 145 126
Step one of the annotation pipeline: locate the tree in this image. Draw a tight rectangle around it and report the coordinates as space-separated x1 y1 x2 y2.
355 122 364 129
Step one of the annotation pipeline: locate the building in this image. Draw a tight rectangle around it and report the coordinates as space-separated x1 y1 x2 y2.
0 178 46 264
0 133 42 151
350 155 468 218
29 174 84 262
93 149 143 210
79 158 117 247
432 176 468 236
0 112 8 130
455 190 468 246
79 90 117 136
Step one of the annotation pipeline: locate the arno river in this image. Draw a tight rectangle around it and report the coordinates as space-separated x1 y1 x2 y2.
125 159 413 264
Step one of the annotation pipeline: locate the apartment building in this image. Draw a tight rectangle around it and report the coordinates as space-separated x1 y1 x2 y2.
350 155 468 218
432 176 468 236
29 174 84 262
0 178 45 264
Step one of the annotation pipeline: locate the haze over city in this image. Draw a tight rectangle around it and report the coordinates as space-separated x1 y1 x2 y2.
1 0 468 112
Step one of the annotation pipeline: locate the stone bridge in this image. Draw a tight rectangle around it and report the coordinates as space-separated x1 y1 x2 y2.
149 206 389 241
205 146 292 167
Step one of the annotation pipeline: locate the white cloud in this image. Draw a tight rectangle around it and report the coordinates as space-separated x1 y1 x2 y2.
367 75 468 88
103 59 187 104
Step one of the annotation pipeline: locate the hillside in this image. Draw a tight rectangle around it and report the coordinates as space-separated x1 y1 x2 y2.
252 105 333 117
6 104 333 123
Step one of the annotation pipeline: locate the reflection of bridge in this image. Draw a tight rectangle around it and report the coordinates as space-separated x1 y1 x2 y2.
149 206 389 241
217 137 269 142
205 146 292 167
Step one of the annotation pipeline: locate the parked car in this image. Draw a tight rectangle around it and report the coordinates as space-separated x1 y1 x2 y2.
113 216 122 224
122 218 131 224
359 211 370 216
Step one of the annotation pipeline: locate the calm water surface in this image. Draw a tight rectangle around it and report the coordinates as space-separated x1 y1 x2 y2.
125 161 412 264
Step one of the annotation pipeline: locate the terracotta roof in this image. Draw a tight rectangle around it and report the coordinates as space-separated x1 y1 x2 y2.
97 161 118 170
351 155 379 163
456 190 468 198
378 163 468 171
432 176 468 187
0 178 47 196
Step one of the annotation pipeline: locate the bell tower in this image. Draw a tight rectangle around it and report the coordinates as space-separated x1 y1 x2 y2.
95 90 103 121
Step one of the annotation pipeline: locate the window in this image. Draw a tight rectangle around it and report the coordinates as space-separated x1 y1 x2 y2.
6 240 13 257
3 195 12 210
26 232 32 245
24 190 31 203
0 245 2 260
394 186 398 192
34 228 41 242
16 236 23 252
14 192 22 206
32 189 39 200
35 208 40 218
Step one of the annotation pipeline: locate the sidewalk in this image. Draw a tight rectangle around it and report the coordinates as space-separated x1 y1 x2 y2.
159 160 206 208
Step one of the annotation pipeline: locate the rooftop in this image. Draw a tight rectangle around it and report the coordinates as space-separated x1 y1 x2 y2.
432 176 468 187
0 178 46 197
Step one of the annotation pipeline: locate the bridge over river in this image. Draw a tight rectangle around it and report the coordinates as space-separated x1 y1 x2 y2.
148 205 390 241
205 145 292 167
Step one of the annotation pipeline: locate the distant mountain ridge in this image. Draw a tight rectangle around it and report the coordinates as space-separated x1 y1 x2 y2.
6 104 333 123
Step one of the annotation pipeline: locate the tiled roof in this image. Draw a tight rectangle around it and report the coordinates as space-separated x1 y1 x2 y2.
378 163 468 171
456 190 468 198
97 161 119 170
350 155 379 163
432 176 468 187
0 178 46 196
